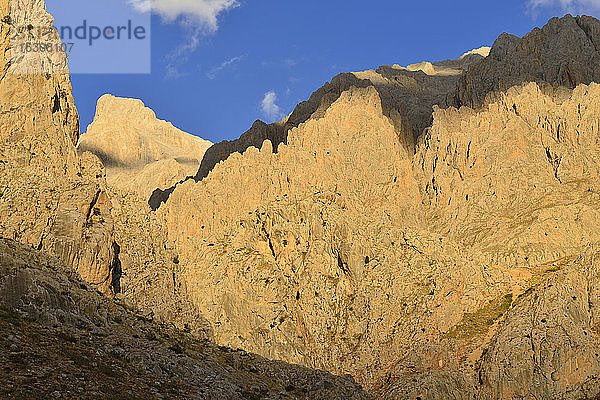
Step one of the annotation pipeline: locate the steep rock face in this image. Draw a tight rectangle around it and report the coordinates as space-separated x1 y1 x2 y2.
161 86 415 254
0 0 209 339
0 0 117 295
453 15 600 107
148 73 372 209
76 97 214 332
149 53 484 210
109 188 214 338
6 3 600 398
0 237 369 399
477 251 600 399
189 46 487 189
157 81 600 394
415 83 600 265
195 119 288 182
159 87 516 388
375 252 600 399
373 344 478 399
78 94 212 198
153 15 600 211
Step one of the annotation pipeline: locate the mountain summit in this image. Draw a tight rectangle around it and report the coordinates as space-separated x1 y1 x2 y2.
77 95 212 198
150 15 600 211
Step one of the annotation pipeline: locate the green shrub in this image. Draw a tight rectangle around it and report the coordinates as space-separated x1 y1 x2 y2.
444 293 513 340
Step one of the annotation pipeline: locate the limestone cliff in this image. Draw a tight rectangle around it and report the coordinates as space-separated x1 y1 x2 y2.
108 187 214 338
78 94 212 199
157 66 600 398
0 0 117 295
0 0 213 338
151 13 600 213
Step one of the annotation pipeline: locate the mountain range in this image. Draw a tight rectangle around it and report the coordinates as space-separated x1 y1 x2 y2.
3 1 600 399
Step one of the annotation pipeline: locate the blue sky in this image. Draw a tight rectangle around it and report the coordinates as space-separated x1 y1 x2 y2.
50 0 600 143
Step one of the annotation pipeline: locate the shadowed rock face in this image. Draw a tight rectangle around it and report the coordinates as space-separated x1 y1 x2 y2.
194 120 287 182
152 28 546 210
0 237 370 400
141 16 600 393
150 13 600 395
452 15 600 107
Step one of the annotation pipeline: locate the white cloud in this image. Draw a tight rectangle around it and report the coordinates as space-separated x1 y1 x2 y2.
527 0 600 13
129 0 239 32
261 91 282 121
129 0 239 78
206 55 246 79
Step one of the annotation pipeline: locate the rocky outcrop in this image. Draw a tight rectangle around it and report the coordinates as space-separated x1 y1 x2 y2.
477 251 600 399
453 15 600 107
415 82 600 264
0 237 369 399
374 253 600 399
75 97 216 336
157 87 501 388
109 187 214 338
0 0 117 295
148 73 371 209
148 119 288 209
78 94 212 199
155 12 600 214
0 0 212 339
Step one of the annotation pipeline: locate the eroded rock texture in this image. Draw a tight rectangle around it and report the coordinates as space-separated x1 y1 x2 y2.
0 0 117 295
477 252 600 399
148 51 487 209
109 188 214 338
153 13 600 213
0 0 212 337
158 87 493 388
157 78 600 396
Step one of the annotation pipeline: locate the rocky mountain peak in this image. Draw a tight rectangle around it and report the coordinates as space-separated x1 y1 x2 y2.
93 94 159 123
459 46 491 59
78 95 212 198
454 14 600 107
148 49 484 210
